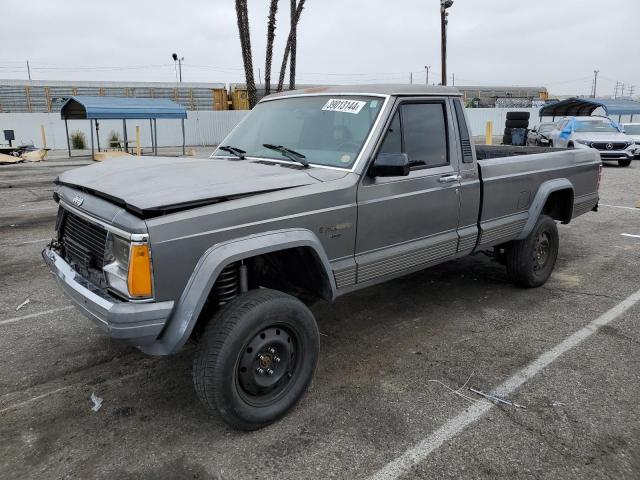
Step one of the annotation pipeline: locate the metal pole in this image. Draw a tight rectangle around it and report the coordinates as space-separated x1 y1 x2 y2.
65 119 71 158
149 119 154 153
179 58 182 82
440 4 447 86
592 70 599 98
26 60 31 80
154 119 158 155
95 120 101 152
181 118 186 155
425 66 430 86
89 120 95 161
123 120 128 153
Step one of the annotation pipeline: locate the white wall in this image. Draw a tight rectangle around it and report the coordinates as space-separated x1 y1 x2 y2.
0 110 248 150
6 107 632 151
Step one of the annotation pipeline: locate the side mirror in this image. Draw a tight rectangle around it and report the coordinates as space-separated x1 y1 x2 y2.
369 152 410 177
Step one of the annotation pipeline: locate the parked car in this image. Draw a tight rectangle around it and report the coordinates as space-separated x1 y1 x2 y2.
621 123 640 159
527 122 557 146
550 116 635 166
43 85 601 430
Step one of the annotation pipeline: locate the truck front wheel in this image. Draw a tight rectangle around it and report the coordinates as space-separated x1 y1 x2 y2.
193 288 319 430
505 215 559 288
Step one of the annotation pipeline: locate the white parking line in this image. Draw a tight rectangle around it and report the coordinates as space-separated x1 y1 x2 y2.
369 286 640 480
621 233 640 239
0 306 74 327
599 204 640 211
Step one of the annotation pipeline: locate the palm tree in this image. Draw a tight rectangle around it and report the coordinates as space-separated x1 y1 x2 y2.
276 0 306 92
264 0 279 96
288 0 297 90
235 0 258 108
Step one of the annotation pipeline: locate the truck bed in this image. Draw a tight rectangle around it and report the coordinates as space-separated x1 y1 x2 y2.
473 147 601 250
475 144 567 160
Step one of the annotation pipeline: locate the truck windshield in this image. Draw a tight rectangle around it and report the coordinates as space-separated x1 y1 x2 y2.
213 95 384 168
574 120 619 133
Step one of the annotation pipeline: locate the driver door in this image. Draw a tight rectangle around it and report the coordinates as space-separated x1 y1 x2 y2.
355 99 462 284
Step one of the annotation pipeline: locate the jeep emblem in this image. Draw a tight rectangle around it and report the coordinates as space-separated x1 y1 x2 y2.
71 194 84 206
606 143 613 150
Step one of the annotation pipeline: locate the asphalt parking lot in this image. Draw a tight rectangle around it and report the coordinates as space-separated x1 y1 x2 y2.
1 154 639 480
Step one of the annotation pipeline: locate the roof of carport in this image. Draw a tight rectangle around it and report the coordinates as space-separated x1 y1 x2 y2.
60 96 187 120
539 97 640 117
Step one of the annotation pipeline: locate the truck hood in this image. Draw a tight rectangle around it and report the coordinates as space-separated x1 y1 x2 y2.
57 156 325 217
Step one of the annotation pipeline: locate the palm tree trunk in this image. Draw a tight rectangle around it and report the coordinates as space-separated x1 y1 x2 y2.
289 0 297 90
264 0 279 96
276 0 306 92
235 0 258 108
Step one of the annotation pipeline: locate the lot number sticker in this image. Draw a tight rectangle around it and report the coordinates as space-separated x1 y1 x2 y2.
322 98 366 114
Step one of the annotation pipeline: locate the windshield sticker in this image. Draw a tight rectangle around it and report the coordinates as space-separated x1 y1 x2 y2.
322 99 367 114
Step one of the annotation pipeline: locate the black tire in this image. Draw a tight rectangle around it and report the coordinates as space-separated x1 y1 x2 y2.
618 159 632 167
505 215 559 288
506 111 530 121
504 127 513 135
502 134 512 145
505 119 529 128
193 288 320 430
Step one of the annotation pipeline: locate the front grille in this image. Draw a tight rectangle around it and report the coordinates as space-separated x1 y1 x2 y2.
591 142 628 151
60 210 107 270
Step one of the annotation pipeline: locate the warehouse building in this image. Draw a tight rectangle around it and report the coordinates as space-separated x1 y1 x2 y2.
0 79 229 113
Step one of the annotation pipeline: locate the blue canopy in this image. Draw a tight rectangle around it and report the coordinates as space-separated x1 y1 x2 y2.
60 96 187 120
539 97 640 117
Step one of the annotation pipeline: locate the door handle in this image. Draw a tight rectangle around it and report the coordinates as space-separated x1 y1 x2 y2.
438 174 461 184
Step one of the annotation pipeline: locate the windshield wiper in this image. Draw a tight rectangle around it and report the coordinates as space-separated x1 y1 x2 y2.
262 144 309 168
217 145 246 159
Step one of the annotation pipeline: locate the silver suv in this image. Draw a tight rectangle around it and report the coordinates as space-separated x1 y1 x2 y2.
551 116 635 167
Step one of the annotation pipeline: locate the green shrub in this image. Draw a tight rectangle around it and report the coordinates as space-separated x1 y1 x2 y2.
108 130 122 148
70 130 87 150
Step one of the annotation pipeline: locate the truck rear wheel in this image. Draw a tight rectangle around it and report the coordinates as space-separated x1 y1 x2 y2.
193 288 319 430
505 214 559 288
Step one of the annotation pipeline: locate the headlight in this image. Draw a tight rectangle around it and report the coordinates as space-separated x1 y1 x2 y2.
576 139 591 146
104 232 153 299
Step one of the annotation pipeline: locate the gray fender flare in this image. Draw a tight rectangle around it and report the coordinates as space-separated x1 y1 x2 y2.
144 228 335 355
515 178 574 240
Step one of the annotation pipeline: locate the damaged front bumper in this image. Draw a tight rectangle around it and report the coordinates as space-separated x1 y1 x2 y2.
42 247 173 346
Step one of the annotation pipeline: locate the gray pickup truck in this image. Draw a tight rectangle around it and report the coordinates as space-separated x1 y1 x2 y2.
43 85 601 430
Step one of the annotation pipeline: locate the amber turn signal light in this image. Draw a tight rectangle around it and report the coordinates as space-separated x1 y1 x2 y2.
127 243 153 298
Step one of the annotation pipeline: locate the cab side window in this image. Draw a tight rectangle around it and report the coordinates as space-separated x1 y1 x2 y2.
376 103 449 169
401 103 448 168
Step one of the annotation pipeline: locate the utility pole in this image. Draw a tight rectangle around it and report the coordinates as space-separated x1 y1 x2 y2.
424 65 430 86
629 85 636 97
592 70 599 98
614 81 620 98
621 83 626 97
410 72 413 85
26 60 31 80
440 0 453 86
258 68 262 86
452 72 455 86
